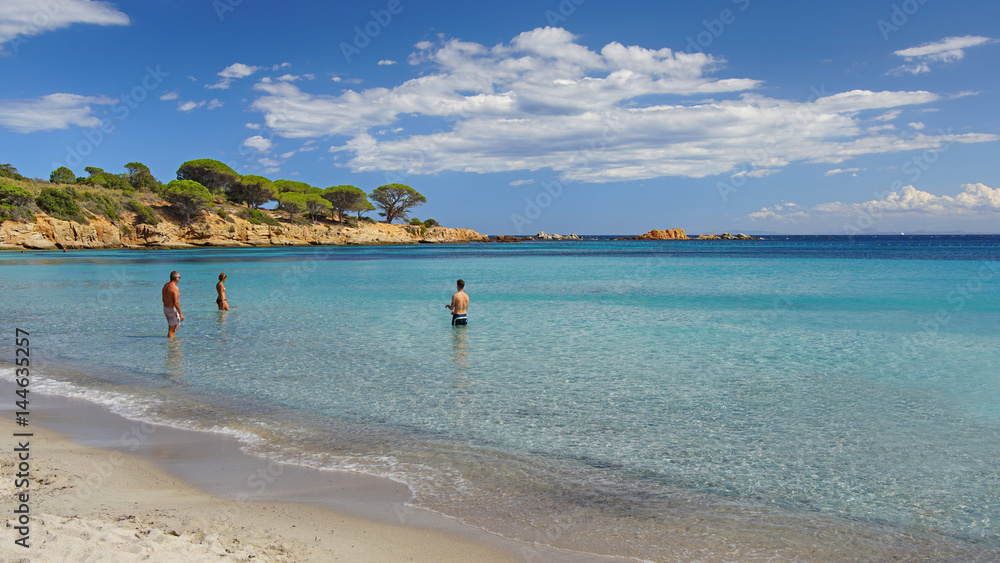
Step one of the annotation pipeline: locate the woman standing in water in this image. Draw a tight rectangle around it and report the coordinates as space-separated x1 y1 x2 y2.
216 273 230 311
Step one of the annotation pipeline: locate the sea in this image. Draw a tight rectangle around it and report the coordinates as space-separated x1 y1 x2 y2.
2 235 999 561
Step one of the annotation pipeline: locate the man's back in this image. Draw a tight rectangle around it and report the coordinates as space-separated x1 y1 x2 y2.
451 290 469 314
162 281 178 307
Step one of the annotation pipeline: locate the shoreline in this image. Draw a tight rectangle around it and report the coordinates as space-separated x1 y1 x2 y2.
0 383 614 562
5 375 995 562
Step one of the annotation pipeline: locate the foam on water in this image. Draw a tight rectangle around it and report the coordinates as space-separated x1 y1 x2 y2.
1 237 998 560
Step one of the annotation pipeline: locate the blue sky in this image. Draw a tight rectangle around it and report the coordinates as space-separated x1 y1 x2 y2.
1 0 997 234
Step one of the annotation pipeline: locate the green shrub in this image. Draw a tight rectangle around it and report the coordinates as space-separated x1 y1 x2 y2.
0 183 33 207
36 187 85 222
0 203 34 223
238 207 279 226
125 199 160 225
217 209 229 219
82 191 121 222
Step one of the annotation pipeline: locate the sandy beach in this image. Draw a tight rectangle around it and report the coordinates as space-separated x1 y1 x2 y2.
0 389 610 562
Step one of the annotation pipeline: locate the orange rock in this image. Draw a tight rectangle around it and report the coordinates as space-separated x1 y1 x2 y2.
636 228 688 240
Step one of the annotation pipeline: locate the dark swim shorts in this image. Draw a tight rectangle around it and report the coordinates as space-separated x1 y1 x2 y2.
451 313 467 326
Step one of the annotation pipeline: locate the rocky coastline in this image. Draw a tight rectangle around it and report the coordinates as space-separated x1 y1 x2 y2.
2 216 761 251
0 212 488 251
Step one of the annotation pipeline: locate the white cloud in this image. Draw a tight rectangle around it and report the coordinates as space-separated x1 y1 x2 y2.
277 74 300 82
242 135 273 152
245 123 262 130
207 99 224 110
747 201 808 222
250 27 997 184
0 93 115 133
890 36 997 75
908 122 924 130
377 60 397 66
177 100 205 112
272 62 291 71
509 179 535 186
219 62 260 79
746 184 1000 228
207 63 262 89
0 0 129 52
159 91 179 101
824 167 863 177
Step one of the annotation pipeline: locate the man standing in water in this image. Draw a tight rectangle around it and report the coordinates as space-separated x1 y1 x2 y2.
446 279 469 326
162 271 184 338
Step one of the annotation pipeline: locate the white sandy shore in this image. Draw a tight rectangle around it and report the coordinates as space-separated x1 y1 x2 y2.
0 415 531 562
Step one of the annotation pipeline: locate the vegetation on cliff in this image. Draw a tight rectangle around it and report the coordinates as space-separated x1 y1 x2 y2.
0 158 437 231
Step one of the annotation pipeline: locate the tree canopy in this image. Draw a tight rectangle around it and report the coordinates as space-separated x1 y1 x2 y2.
303 193 332 221
164 179 212 223
273 179 313 194
322 185 368 222
50 166 75 184
176 159 239 194
124 162 160 191
229 174 276 209
369 184 425 224
0 164 27 181
79 170 132 193
276 192 307 219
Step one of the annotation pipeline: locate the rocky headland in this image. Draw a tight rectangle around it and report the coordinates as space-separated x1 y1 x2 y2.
0 211 488 251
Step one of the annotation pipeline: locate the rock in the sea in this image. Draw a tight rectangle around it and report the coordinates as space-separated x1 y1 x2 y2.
633 228 688 240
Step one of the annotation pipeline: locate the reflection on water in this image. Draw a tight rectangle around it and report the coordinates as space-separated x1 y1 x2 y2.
451 327 468 371
164 339 184 378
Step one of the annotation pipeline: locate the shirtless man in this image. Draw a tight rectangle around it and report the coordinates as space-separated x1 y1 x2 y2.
446 279 469 326
162 271 184 338
216 273 230 311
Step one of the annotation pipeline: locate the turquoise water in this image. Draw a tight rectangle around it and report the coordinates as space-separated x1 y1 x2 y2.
2 236 999 560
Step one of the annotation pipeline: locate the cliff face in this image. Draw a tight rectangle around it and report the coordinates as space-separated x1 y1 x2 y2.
0 213 488 250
